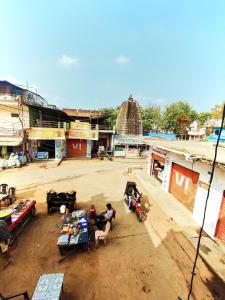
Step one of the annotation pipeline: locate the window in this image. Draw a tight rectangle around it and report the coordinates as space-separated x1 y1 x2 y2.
11 113 19 118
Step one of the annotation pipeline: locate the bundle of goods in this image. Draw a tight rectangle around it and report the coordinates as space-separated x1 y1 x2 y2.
57 210 89 254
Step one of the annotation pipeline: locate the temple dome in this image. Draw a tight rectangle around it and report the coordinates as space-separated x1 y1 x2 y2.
116 95 143 135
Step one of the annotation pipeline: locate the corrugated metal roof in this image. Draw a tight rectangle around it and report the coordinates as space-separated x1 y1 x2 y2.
148 139 225 166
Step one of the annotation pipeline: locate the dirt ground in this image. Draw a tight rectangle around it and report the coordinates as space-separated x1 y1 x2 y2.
0 159 225 300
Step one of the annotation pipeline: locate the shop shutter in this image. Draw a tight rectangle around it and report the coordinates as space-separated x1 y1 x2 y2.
67 140 87 157
169 163 199 212
215 192 225 244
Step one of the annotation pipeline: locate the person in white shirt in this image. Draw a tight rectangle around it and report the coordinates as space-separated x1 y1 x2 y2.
95 203 113 230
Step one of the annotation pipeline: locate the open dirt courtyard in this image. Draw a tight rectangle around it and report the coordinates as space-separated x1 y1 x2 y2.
0 159 225 299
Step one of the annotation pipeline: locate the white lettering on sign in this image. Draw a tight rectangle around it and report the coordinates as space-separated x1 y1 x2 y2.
72 143 81 151
175 171 190 193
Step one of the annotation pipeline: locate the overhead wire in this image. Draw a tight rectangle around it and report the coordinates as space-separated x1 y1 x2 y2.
185 104 225 300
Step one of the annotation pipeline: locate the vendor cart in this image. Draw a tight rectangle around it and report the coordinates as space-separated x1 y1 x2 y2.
57 210 90 256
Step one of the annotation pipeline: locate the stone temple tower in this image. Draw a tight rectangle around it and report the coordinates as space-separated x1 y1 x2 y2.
116 95 143 135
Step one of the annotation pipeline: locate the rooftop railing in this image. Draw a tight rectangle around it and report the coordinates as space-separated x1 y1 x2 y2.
91 124 114 131
32 120 67 128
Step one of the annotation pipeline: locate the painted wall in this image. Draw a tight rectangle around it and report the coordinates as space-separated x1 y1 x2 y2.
147 149 225 238
67 139 87 157
166 152 224 238
169 163 199 212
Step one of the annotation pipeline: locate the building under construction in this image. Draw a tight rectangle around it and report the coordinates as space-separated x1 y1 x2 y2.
116 95 143 135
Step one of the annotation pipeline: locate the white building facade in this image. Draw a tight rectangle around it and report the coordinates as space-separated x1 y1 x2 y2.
148 146 225 244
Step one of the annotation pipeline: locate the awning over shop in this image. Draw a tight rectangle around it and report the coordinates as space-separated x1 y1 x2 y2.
27 128 65 140
113 135 149 145
0 136 23 146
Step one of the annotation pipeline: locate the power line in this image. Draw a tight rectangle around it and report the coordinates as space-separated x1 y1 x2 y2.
184 104 225 300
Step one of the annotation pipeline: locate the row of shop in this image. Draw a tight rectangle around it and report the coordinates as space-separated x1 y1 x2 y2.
148 147 225 245
1 127 152 160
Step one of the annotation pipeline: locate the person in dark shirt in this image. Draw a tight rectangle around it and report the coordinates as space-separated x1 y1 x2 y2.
0 220 12 269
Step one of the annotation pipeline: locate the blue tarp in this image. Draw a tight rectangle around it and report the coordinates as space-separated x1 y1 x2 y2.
208 128 225 142
144 132 176 140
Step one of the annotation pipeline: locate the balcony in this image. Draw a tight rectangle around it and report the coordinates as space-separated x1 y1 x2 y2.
33 120 69 129
91 124 115 133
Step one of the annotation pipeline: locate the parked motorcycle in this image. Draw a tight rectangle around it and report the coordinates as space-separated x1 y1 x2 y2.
98 150 113 161
124 181 144 222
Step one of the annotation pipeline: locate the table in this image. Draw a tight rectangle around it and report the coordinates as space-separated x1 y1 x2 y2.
57 210 89 255
32 273 64 300
7 200 36 232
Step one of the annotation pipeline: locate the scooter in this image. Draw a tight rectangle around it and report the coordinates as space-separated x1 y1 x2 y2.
124 193 144 222
124 181 144 222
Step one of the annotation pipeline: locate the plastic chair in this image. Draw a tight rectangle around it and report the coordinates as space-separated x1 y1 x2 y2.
109 208 116 230
95 221 111 247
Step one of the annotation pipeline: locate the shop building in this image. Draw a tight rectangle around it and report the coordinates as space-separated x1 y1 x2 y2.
63 108 114 156
66 121 98 158
113 135 149 158
27 127 66 160
147 140 225 244
0 80 71 158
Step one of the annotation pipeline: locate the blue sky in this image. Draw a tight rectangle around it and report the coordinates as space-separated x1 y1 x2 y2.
0 0 225 112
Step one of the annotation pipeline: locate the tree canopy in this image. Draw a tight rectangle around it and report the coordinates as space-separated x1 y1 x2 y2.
100 107 119 126
141 105 161 133
99 100 224 135
161 101 197 134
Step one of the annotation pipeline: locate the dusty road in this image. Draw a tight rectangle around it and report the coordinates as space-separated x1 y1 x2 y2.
0 159 225 300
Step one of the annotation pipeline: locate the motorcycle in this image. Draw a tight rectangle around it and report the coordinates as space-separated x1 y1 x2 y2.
124 181 144 222
98 150 113 161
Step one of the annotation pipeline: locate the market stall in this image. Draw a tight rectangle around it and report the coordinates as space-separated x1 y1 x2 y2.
0 200 36 241
57 210 89 255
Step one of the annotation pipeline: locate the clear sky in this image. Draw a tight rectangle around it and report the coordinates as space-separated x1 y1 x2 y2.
0 0 225 112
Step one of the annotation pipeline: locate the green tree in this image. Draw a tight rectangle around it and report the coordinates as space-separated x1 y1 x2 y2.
100 107 119 126
141 105 162 133
211 102 225 119
162 101 197 133
196 112 212 126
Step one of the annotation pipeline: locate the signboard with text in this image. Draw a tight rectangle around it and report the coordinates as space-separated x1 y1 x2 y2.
27 128 65 140
67 129 98 140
